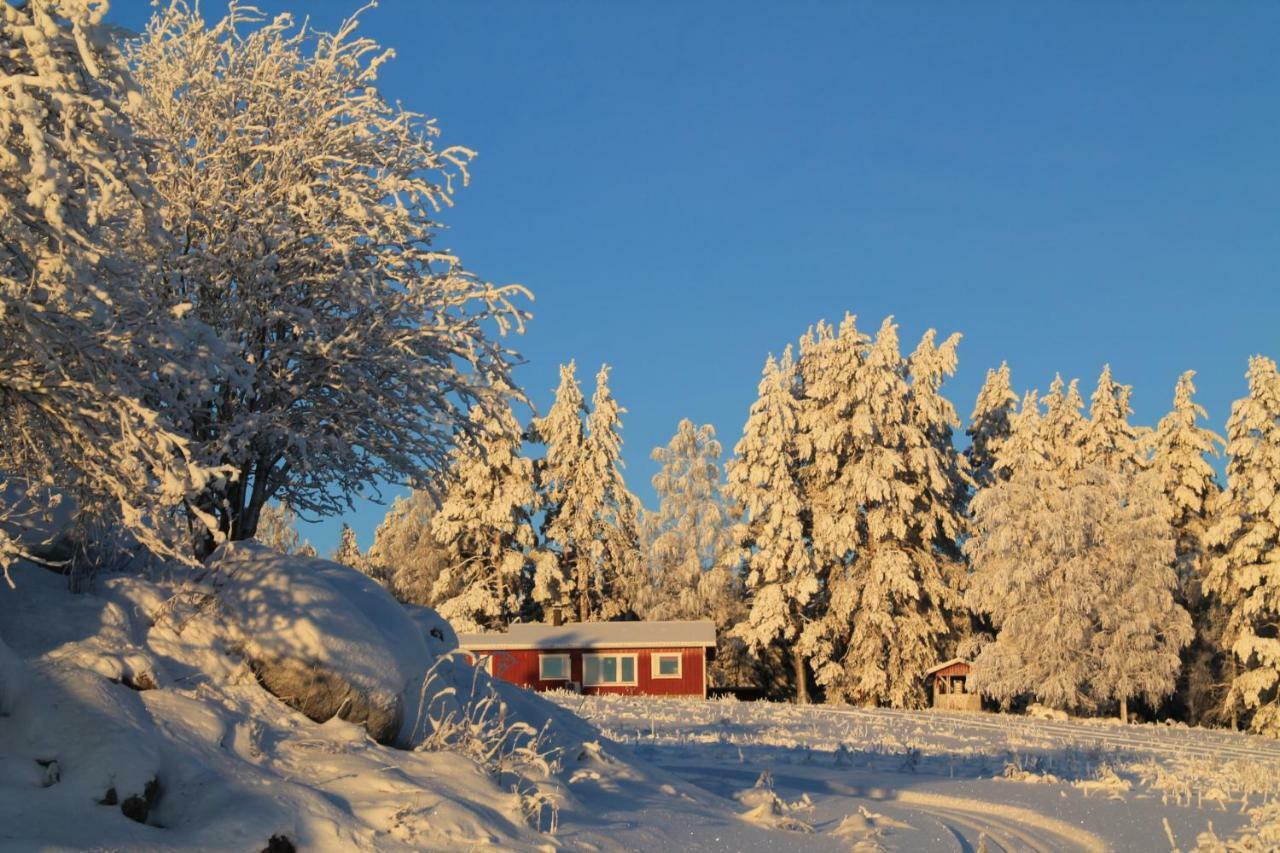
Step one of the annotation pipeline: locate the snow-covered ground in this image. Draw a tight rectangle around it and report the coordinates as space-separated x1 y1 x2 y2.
549 692 1280 851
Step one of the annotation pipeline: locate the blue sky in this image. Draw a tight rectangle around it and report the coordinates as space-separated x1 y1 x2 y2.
111 2 1280 557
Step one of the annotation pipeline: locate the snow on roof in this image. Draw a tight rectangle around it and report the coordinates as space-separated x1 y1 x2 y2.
457 620 717 651
925 658 971 675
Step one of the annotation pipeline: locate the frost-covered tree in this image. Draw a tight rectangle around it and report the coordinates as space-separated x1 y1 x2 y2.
1150 371 1225 724
532 362 588 615
799 319 963 707
126 4 529 551
643 420 739 618
642 419 746 683
367 490 449 607
429 400 539 631
331 524 366 573
535 363 640 621
1083 365 1146 475
0 0 220 583
967 362 1018 488
727 348 817 701
255 502 302 554
1206 356 1280 735
969 383 1191 718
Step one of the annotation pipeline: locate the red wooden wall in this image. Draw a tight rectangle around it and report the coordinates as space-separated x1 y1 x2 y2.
466 646 706 696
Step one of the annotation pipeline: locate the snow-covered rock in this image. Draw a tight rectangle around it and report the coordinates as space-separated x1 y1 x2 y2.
209 541 435 744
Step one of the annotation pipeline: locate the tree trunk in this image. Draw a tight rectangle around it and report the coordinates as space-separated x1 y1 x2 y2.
794 647 809 705
1119 696 1128 724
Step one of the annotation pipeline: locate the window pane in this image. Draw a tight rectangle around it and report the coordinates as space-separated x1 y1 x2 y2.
602 657 618 683
541 655 564 678
621 657 635 683
658 656 679 676
585 657 599 684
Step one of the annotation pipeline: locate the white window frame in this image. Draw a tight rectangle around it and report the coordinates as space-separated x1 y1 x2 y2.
651 652 683 679
582 653 639 687
538 653 571 681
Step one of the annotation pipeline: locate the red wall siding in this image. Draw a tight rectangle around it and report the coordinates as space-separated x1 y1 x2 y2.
466 646 706 697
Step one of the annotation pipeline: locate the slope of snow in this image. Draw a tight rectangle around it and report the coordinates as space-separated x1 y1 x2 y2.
0 557 811 851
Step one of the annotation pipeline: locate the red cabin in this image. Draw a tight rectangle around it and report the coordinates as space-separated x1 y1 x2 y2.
457 620 717 698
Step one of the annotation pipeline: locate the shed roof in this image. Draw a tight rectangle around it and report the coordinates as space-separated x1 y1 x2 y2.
925 657 971 675
457 620 717 651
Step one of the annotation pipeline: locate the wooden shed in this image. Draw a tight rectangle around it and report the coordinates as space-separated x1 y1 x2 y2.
457 620 716 698
927 658 981 711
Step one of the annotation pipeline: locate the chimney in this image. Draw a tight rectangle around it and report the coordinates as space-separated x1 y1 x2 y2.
551 606 563 627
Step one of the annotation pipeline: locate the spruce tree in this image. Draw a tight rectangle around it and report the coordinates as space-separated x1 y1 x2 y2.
1083 365 1145 475
799 319 960 707
967 362 1018 488
1151 371 1225 724
367 491 449 607
430 400 539 631
1206 356 1280 735
332 524 366 571
727 349 817 701
532 362 588 616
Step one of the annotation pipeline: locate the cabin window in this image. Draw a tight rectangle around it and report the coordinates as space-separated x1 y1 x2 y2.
652 653 682 678
538 653 571 680
583 653 637 686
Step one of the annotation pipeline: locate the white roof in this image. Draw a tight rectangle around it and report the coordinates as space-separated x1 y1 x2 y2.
457 620 717 651
926 657 970 675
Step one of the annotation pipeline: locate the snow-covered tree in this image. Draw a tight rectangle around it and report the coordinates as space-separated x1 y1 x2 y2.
1150 371 1225 724
532 362 588 616
367 490 449 607
429 400 539 631
1206 356 1280 735
331 524 366 572
642 419 746 683
1083 365 1146 475
255 502 302 554
0 0 220 583
798 319 963 708
969 380 1191 718
967 362 1018 488
535 363 640 621
126 4 530 551
727 348 817 701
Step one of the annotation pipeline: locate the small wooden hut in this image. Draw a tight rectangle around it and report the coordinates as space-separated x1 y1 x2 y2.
927 658 981 711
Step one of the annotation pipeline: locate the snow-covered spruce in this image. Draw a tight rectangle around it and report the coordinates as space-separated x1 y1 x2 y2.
430 397 541 631
727 347 818 701
967 361 1018 488
1206 356 1280 736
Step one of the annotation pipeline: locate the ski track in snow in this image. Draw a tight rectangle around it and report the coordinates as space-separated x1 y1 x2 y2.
551 693 1275 852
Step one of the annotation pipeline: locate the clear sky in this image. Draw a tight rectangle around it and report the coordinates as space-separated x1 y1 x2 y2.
110 1 1280 558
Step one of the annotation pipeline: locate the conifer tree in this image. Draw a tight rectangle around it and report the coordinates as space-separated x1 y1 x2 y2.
1151 371 1225 724
1083 365 1145 475
332 524 366 572
728 349 817 701
1040 375 1088 476
430 400 539 631
799 319 960 707
255 502 302 555
532 362 588 615
967 362 1018 488
1207 356 1280 735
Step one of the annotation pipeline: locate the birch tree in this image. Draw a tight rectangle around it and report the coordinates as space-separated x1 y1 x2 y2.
0 0 220 583
1206 356 1280 735
367 490 449 607
126 3 529 551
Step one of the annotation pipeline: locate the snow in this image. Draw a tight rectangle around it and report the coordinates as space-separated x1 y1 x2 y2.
551 692 1280 851
458 619 717 650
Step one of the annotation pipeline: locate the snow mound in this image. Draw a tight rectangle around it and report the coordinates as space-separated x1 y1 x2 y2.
209 541 438 744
